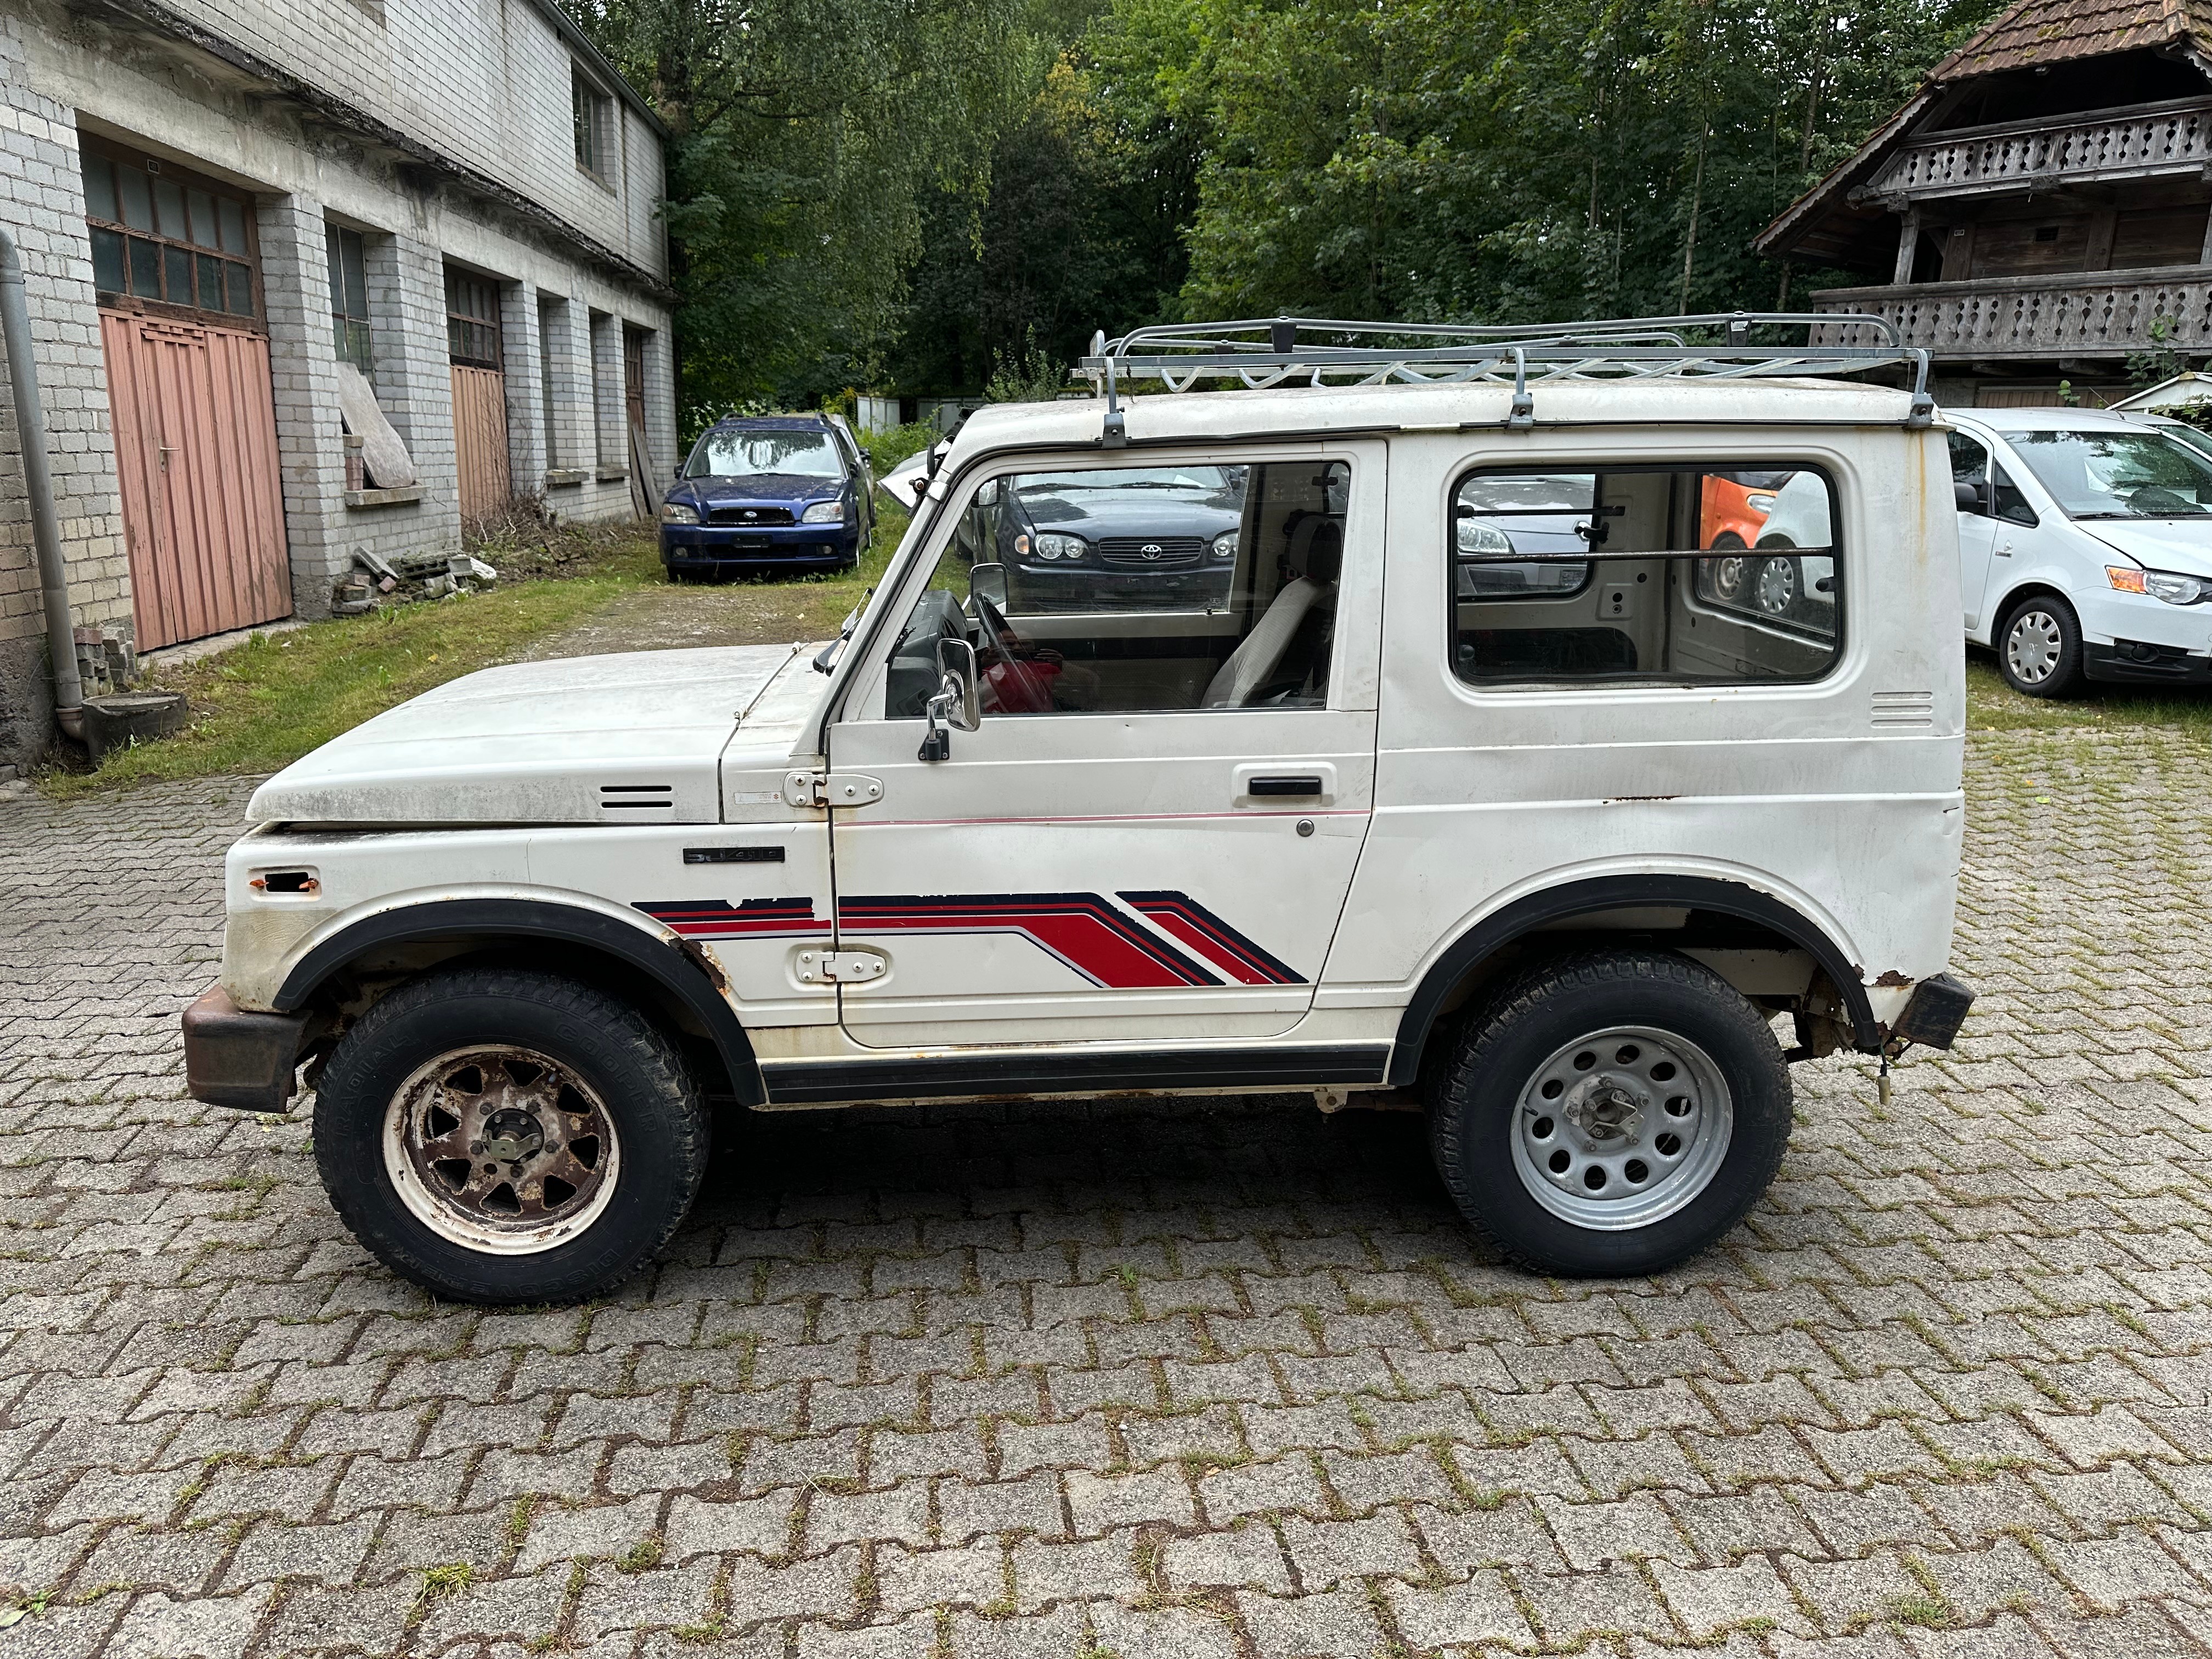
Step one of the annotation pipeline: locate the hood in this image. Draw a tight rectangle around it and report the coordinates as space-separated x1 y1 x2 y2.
1019 486 1243 539
678 472 845 506
2079 518 2212 576
247 646 804 826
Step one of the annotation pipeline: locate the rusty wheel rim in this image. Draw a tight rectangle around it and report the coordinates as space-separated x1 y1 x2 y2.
382 1047 622 1255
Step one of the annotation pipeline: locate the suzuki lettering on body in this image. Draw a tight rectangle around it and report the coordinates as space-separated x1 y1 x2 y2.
185 316 1976 1306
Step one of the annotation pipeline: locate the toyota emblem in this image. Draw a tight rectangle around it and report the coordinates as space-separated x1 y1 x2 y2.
1140 543 1163 560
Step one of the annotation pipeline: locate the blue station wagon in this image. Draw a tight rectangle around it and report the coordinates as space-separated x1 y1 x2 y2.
659 414 873 580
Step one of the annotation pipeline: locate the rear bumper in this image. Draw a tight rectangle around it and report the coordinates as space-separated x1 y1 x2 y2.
182 985 314 1113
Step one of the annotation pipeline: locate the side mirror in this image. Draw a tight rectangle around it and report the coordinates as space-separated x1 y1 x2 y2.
918 637 981 762
969 561 1008 610
1954 478 1987 512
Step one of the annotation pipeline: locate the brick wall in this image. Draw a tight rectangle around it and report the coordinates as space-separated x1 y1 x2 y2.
157 0 666 284
0 1 675 769
0 10 130 769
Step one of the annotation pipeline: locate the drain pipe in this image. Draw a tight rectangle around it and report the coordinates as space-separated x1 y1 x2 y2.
0 225 83 741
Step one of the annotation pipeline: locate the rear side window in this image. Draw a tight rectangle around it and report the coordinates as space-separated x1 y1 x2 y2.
1451 463 1841 688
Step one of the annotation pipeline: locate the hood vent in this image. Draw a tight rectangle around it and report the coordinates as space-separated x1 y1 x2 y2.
599 783 676 821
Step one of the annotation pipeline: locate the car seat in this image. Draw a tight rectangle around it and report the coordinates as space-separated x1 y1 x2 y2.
1199 514 1343 708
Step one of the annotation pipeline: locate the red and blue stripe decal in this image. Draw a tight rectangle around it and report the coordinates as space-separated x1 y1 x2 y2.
635 890 1304 990
837 893 1221 989
1117 890 1306 986
635 897 831 938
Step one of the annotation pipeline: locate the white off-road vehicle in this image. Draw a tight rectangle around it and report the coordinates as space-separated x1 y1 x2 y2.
184 316 1976 1304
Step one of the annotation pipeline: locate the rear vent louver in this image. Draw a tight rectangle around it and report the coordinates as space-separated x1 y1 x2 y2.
1871 691 1935 729
599 783 675 820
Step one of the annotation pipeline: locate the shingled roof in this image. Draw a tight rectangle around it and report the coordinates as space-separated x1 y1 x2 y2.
1753 0 2212 265
1934 0 2212 77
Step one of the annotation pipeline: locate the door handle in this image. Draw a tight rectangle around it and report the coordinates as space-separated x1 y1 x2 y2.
1996 541 2012 556
1247 775 1323 797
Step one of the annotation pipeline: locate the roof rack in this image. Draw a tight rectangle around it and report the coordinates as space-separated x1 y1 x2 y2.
1079 313 1933 444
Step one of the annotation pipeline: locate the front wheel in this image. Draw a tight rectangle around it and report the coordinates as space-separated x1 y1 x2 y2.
313 969 709 1304
1997 595 2085 697
1429 951 1791 1276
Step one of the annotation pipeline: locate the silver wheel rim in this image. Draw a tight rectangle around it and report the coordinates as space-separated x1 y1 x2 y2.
382 1046 622 1255
2006 610 2063 685
1755 557 1796 614
1509 1025 1734 1231
1713 555 1746 596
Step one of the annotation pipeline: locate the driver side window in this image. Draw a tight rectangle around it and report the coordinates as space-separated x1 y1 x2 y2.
880 459 1352 717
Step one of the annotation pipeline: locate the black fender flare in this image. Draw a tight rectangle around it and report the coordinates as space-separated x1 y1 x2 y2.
1386 874 1881 1086
273 898 764 1106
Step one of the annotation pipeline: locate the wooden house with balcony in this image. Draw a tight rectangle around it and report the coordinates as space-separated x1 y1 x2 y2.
1754 0 2212 405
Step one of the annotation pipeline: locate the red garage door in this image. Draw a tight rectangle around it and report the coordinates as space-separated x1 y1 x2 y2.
102 310 291 650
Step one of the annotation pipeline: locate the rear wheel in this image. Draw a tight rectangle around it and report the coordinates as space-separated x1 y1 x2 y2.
1997 595 2084 697
1429 951 1791 1276
313 969 708 1304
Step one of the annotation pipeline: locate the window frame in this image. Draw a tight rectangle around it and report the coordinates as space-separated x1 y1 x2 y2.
1446 458 1848 695
81 138 262 330
844 443 1367 725
443 266 504 370
327 223 373 377
572 66 614 184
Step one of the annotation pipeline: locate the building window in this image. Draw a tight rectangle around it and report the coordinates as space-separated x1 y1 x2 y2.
538 297 562 468
82 142 256 321
573 68 613 180
444 268 502 368
327 225 371 375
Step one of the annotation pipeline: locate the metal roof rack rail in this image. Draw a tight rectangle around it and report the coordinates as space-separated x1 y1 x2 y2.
1080 313 1933 441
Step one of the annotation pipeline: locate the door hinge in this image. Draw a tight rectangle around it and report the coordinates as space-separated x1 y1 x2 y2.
782 770 884 808
793 947 888 984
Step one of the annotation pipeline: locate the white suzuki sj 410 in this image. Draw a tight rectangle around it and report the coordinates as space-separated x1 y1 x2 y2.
184 316 1976 1304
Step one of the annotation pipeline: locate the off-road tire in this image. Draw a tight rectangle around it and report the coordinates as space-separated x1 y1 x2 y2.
1996 594 2085 698
314 969 708 1304
1428 950 1791 1276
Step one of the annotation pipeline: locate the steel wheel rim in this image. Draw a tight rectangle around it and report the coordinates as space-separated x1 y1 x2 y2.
382 1046 621 1255
1509 1024 1734 1231
1754 556 1796 614
2006 610 2062 685
1713 555 1746 596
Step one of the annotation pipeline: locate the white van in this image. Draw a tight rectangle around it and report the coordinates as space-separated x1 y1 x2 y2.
182 317 1977 1304
1947 407 2212 696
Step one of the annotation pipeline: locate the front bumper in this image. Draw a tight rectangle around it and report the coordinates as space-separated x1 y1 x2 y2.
662 522 857 571
2084 639 2212 685
182 985 317 1113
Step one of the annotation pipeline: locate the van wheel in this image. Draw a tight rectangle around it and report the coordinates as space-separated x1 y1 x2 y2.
313 969 708 1305
1997 596 2084 697
1429 951 1790 1277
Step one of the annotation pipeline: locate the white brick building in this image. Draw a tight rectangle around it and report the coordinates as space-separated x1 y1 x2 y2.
0 0 679 771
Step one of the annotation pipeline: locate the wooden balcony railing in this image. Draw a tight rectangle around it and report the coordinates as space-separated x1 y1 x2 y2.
1810 269 2212 358
1862 97 2212 204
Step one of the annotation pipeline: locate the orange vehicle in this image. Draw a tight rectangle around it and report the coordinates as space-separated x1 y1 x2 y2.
1700 470 1792 549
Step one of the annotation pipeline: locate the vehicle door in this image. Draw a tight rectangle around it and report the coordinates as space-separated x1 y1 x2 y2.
1974 436 2049 625
820 442 1384 1049
1948 430 2001 635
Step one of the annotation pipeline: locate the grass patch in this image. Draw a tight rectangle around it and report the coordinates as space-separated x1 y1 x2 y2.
37 495 914 800
1967 653 2212 732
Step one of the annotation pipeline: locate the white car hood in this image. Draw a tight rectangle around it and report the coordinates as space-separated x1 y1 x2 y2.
2080 518 2212 576
247 646 804 825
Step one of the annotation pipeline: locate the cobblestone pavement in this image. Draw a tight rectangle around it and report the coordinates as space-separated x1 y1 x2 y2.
4 732 2212 1659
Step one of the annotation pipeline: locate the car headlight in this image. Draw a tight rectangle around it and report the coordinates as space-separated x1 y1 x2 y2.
801 500 844 524
2143 567 2212 605
659 502 700 526
1028 532 1087 561
1457 518 1514 555
1211 529 1239 561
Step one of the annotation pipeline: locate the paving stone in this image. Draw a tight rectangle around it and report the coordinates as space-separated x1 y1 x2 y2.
10 742 2212 1652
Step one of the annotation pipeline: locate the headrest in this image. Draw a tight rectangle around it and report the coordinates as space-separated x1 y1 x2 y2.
1285 514 1344 584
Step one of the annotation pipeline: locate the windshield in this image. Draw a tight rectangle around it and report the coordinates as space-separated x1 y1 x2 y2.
685 429 845 480
2004 428 2212 519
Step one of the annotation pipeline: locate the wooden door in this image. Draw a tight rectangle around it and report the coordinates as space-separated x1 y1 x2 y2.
450 363 511 521
101 309 291 651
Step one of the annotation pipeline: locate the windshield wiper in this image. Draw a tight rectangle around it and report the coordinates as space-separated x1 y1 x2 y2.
2075 510 2212 520
813 590 871 674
